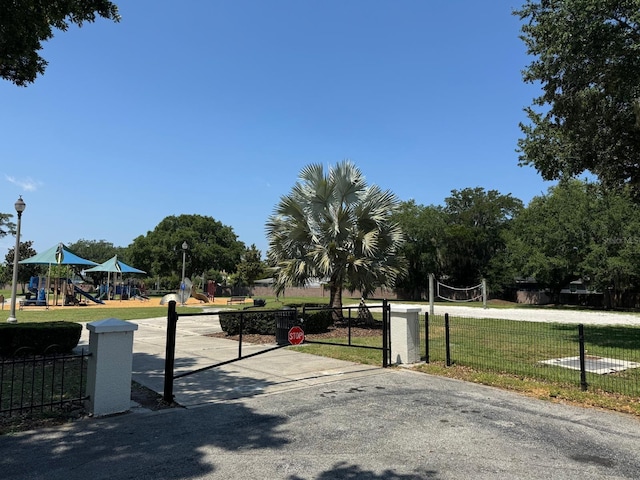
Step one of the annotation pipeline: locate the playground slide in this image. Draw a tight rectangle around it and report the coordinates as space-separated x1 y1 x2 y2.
74 285 105 304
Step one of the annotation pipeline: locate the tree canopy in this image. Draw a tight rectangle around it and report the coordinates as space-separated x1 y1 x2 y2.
515 0 640 195
67 239 124 264
127 214 245 289
392 200 446 299
232 244 266 288
0 0 120 86
441 188 523 289
4 240 38 292
393 189 523 299
0 213 16 239
503 178 640 306
266 161 406 311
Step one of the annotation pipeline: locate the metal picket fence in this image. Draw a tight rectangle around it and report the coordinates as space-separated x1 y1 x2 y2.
423 314 640 396
0 347 90 417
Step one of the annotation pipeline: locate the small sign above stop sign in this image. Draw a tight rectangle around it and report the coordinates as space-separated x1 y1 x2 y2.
288 326 305 345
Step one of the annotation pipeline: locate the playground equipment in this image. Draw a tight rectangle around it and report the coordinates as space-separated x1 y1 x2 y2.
71 284 104 305
191 290 209 303
25 276 48 306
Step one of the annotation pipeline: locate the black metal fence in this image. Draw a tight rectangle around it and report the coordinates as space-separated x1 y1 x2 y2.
424 314 640 397
0 347 90 417
301 301 390 367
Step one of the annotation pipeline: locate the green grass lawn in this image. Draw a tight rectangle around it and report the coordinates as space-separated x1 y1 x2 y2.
423 316 640 396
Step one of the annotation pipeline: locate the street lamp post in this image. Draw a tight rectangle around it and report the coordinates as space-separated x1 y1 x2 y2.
7 196 26 323
180 241 188 305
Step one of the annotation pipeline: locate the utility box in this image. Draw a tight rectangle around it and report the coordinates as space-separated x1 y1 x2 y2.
390 306 422 364
85 318 138 416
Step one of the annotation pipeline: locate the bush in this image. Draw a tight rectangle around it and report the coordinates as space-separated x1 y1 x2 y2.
301 310 333 334
0 321 82 356
218 305 335 336
219 311 279 335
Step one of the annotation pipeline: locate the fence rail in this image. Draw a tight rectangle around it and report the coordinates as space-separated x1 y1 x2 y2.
0 348 90 417
424 314 640 397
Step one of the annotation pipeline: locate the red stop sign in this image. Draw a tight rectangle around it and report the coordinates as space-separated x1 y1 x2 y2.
288 326 305 345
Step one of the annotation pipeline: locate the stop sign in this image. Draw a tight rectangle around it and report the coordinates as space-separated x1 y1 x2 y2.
288 326 305 345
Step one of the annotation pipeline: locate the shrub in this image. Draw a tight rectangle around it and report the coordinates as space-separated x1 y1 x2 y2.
219 311 279 335
0 321 82 356
301 310 333 334
218 305 334 336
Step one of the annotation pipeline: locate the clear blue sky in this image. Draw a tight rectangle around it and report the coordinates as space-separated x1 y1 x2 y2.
1 1 554 259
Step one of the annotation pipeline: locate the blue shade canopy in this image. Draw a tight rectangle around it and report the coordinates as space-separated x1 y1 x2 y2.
84 255 146 274
19 243 98 266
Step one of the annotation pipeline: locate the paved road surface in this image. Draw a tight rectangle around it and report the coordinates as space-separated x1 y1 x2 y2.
2 367 640 479
1 308 639 479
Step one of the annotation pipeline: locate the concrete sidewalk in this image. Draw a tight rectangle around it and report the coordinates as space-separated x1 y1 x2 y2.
79 312 383 408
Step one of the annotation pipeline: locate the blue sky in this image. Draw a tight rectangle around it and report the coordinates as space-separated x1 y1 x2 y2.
1 1 553 259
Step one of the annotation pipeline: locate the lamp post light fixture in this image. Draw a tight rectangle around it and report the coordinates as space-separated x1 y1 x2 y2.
181 241 188 283
7 196 26 323
180 241 188 305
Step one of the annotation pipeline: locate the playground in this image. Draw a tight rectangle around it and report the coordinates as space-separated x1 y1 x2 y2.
13 290 249 310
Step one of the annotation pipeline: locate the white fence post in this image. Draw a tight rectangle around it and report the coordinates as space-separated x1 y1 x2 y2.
85 318 138 417
390 305 422 364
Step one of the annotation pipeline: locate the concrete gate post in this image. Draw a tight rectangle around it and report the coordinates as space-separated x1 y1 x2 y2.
390 305 422 365
85 318 139 417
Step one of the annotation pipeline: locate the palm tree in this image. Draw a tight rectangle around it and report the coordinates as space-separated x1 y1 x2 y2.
266 161 406 315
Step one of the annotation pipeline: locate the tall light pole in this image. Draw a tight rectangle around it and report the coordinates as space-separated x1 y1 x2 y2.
180 241 188 305
7 196 26 323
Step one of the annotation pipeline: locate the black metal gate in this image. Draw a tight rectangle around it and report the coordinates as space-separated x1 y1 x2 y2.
162 299 391 403
301 300 391 366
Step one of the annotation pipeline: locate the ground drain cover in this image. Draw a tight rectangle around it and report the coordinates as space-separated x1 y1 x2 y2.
540 356 640 374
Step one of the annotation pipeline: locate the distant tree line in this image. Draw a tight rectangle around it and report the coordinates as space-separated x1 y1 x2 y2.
393 180 640 309
4 179 640 309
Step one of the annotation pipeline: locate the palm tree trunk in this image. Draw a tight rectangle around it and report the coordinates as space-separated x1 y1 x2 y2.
329 271 344 322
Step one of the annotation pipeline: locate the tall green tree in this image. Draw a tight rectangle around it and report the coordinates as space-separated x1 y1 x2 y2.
266 161 406 313
4 240 38 293
128 214 245 288
577 183 640 307
0 0 121 86
393 200 446 300
514 1 640 194
505 179 596 301
441 188 523 290
505 179 640 307
234 244 266 288
67 239 124 264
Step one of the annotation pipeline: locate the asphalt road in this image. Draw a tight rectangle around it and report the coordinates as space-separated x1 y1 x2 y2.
2 307 640 479
1 367 640 479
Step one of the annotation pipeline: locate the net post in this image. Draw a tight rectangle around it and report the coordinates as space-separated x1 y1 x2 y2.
482 278 487 309
428 273 435 315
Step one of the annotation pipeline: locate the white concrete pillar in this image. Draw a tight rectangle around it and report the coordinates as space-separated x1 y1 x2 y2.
390 305 421 364
85 318 138 417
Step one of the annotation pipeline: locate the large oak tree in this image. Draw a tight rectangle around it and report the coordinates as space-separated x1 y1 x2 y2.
128 214 245 288
0 0 120 86
515 0 640 194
